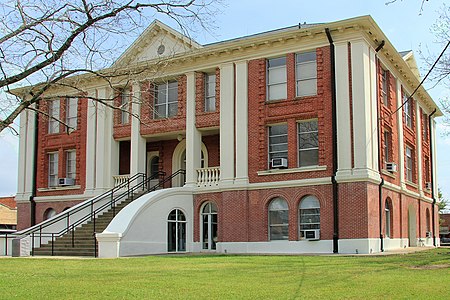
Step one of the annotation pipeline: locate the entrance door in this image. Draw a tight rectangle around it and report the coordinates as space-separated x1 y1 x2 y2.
201 202 218 250
167 209 186 252
408 206 417 247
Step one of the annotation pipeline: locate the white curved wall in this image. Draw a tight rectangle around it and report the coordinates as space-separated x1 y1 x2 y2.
97 188 193 257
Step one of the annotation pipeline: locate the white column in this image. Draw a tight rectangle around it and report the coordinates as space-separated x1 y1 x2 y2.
350 40 379 181
396 80 405 187
415 103 423 194
235 61 249 185
85 91 97 195
16 107 36 201
185 72 201 187
130 82 146 177
219 63 235 185
431 118 438 193
95 87 116 192
334 42 352 181
369 48 379 172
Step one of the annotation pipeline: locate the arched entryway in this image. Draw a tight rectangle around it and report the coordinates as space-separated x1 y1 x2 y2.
408 205 417 247
172 139 208 187
167 209 187 252
201 202 217 250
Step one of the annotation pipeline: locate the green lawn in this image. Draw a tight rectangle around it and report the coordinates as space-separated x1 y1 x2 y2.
1 248 449 299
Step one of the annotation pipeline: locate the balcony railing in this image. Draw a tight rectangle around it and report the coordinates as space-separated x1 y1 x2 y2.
196 167 220 187
113 174 130 187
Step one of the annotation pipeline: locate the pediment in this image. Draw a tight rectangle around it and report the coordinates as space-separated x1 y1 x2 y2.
113 20 202 67
401 50 421 80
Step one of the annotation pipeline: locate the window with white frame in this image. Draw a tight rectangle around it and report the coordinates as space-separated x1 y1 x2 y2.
299 195 320 240
48 152 58 187
154 81 178 119
381 68 389 106
383 130 391 163
296 51 317 97
268 197 289 240
48 100 60 134
205 73 216 112
405 146 413 182
66 97 78 131
385 199 392 238
268 124 288 168
65 150 76 180
120 88 130 124
298 120 318 167
267 57 287 100
404 92 412 128
167 209 186 252
423 112 428 140
201 202 218 250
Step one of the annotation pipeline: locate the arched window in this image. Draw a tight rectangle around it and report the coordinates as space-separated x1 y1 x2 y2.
201 202 217 250
299 195 320 240
269 197 289 240
44 208 57 220
426 208 431 233
167 209 186 252
385 200 392 238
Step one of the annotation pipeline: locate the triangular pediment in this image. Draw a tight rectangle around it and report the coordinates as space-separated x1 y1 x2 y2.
113 20 202 67
400 50 421 80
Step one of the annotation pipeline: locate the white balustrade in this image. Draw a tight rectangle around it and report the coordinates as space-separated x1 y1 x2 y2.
113 174 130 188
196 167 220 187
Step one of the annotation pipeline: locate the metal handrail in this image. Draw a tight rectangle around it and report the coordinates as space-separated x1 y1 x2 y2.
1 169 186 256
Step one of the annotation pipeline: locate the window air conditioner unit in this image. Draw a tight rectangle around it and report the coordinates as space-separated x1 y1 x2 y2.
271 158 288 169
304 229 320 240
59 178 75 186
426 231 432 238
425 182 432 190
385 162 397 173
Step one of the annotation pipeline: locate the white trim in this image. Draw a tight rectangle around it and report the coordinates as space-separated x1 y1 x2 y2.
235 61 249 185
219 63 235 186
185 72 202 187
130 82 146 177
248 177 331 190
257 165 327 176
85 93 97 194
335 42 352 176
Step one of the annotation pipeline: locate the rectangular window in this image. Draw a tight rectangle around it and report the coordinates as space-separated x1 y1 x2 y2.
383 131 390 162
66 97 78 131
404 92 412 128
66 150 76 180
424 156 430 183
423 112 428 140
298 120 319 167
296 51 317 97
381 68 388 106
406 146 413 182
267 57 287 100
154 81 178 119
268 124 288 167
48 100 60 134
48 152 59 187
205 73 216 112
120 88 130 124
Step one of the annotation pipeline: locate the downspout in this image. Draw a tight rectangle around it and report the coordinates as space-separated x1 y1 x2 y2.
325 28 339 253
375 42 385 252
30 101 39 226
429 108 437 246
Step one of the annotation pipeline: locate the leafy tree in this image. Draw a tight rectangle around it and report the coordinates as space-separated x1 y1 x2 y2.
0 0 219 134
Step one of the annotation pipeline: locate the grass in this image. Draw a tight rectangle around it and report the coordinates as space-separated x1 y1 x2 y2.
0 248 449 299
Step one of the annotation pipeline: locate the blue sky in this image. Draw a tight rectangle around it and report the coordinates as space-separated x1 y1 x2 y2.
0 0 449 205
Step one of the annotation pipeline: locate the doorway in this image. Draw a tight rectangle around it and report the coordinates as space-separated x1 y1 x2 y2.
167 209 186 252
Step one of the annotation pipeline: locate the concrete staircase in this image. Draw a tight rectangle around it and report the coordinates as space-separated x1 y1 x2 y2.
32 195 137 257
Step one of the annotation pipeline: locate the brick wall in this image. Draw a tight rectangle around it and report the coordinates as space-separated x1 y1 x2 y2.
36 97 87 197
247 46 333 184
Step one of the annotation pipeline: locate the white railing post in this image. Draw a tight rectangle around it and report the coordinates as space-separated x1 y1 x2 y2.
112 174 130 188
196 167 220 187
